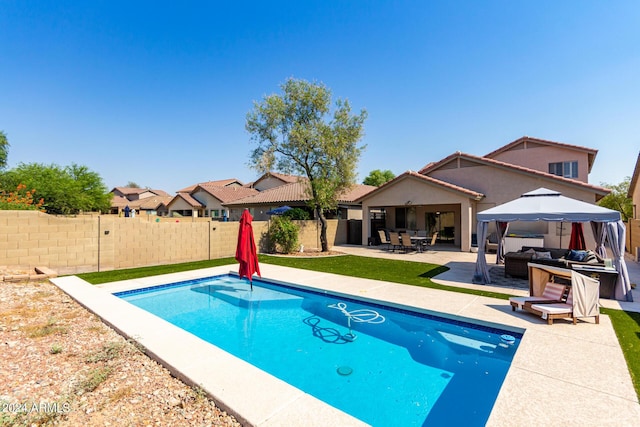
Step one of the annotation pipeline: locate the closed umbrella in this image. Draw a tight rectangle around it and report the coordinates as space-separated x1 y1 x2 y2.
569 222 586 250
236 209 261 290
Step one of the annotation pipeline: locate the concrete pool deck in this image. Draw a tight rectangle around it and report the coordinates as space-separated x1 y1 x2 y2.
51 248 640 426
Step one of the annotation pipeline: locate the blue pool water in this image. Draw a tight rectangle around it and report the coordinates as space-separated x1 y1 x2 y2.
116 275 522 426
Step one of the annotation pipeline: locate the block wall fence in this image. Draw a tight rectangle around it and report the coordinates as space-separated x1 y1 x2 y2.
0 211 348 275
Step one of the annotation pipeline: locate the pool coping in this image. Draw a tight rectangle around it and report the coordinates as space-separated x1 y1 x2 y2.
51 264 640 426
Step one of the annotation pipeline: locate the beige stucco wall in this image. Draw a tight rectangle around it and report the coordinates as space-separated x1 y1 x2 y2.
0 211 347 275
490 144 591 183
430 163 599 206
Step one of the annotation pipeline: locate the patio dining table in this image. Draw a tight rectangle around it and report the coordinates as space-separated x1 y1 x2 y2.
409 236 428 252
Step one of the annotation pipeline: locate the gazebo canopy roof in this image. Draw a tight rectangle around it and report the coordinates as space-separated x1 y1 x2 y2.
477 188 621 223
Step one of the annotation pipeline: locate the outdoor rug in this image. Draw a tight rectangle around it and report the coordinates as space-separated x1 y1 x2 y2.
488 266 529 290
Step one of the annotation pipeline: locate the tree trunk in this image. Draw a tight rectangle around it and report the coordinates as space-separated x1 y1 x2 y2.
317 207 329 251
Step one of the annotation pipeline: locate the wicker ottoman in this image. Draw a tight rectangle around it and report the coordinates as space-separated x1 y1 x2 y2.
504 252 533 278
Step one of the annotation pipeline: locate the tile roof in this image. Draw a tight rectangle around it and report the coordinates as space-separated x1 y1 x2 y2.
177 178 243 193
111 187 148 196
110 195 130 208
170 193 204 208
418 151 611 196
196 184 259 203
484 136 599 172
250 172 303 188
357 170 485 202
111 187 170 196
137 196 174 210
225 180 376 206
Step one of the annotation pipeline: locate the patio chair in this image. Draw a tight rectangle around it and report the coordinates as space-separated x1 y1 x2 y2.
509 282 567 311
485 232 499 253
529 277 600 325
399 232 416 253
377 229 391 251
389 233 402 252
527 287 577 325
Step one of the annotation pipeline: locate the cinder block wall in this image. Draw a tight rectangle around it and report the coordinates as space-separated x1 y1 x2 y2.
0 211 348 274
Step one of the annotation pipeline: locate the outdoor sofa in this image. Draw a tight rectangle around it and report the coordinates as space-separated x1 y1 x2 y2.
504 247 605 279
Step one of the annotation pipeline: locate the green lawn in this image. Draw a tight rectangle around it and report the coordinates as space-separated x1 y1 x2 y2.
76 253 640 400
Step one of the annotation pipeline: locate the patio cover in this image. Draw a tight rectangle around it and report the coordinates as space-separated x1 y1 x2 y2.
473 188 633 302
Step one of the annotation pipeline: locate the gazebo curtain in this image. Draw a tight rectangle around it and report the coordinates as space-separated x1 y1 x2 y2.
591 221 607 259
606 220 633 302
495 221 509 265
473 222 491 284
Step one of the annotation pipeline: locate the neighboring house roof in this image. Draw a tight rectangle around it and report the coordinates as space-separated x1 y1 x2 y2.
226 180 376 206
628 152 640 199
250 172 302 189
111 187 170 197
483 136 599 172
137 196 174 210
110 195 131 208
167 193 204 208
418 151 610 198
177 178 244 193
195 184 259 203
357 170 485 202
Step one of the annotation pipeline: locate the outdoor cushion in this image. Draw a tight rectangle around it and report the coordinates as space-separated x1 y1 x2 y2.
533 251 552 260
509 282 566 311
567 250 588 262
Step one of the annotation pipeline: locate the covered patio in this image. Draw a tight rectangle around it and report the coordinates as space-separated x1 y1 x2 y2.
358 171 485 252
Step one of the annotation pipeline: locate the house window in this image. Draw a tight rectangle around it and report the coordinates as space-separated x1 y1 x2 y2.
211 210 219 218
549 161 578 178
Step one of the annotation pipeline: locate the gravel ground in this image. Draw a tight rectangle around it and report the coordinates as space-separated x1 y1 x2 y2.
0 279 242 427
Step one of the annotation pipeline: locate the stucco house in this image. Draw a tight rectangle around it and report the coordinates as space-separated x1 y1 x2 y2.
225 173 376 221
109 187 172 216
166 179 258 220
358 136 611 252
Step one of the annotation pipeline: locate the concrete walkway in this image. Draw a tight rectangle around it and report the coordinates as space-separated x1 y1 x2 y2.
51 246 640 426
334 244 640 312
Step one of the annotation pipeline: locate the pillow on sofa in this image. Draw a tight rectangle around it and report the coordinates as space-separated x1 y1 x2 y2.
533 251 552 260
567 250 588 262
523 248 536 255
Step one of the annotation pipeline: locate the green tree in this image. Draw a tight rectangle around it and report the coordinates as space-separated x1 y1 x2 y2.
0 163 112 214
598 177 632 222
363 169 395 186
126 181 141 188
0 130 9 169
246 78 367 251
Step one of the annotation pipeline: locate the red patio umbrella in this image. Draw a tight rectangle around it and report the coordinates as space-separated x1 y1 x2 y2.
236 209 261 290
569 222 586 250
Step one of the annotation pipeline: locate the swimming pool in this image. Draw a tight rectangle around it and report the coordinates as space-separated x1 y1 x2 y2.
116 274 522 426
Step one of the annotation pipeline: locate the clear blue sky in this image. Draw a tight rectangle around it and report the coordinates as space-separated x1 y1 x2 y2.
1 1 638 194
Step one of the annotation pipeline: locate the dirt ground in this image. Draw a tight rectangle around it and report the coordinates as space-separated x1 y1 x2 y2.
0 279 241 427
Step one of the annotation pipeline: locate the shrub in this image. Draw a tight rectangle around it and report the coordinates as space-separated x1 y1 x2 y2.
267 216 299 254
0 183 44 211
283 207 310 220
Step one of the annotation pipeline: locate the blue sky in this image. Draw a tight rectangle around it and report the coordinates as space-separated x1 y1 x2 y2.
1 1 638 194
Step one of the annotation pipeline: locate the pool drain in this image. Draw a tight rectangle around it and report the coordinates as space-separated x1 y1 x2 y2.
337 366 353 376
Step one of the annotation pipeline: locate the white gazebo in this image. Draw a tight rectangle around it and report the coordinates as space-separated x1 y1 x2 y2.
473 188 632 302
